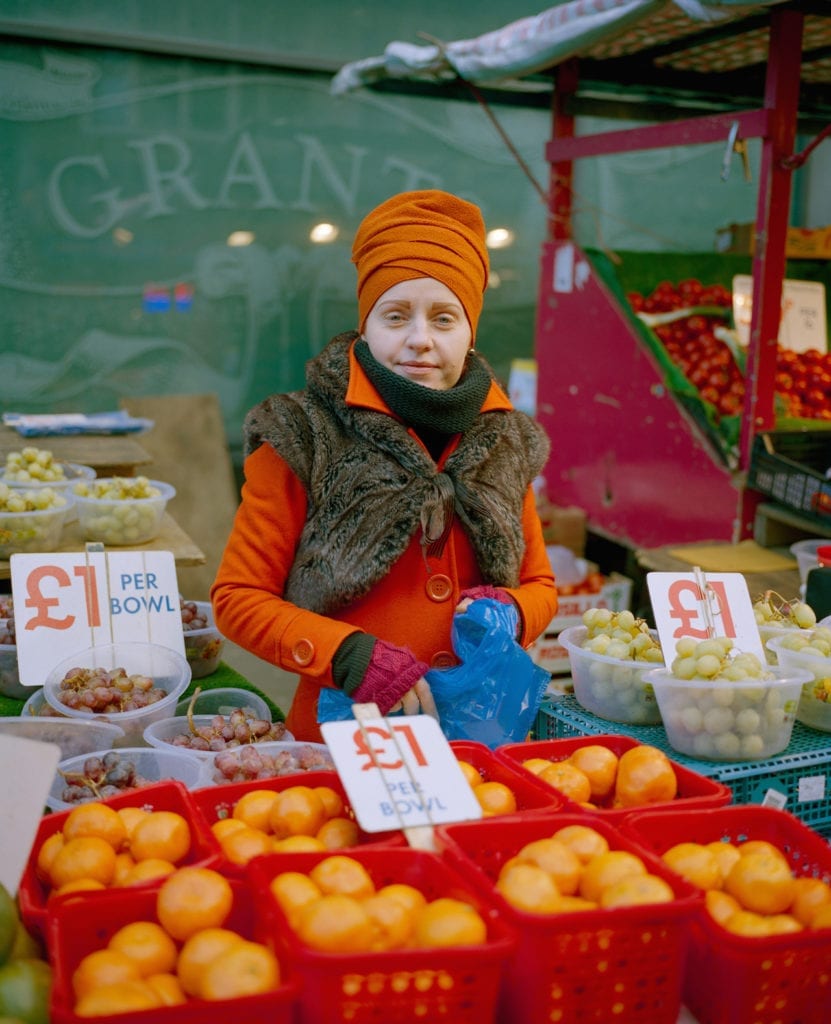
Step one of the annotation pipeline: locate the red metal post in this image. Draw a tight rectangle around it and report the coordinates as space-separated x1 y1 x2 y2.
737 6 804 537
551 59 578 241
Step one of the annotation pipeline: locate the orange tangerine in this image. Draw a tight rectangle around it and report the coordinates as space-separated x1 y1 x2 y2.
121 858 177 887
63 802 128 852
550 895 598 913
313 785 344 819
725 851 796 915
515 838 581 896
765 914 803 935
309 854 375 899
107 920 178 977
50 836 117 890
552 824 610 865
269 785 327 839
810 904 831 931
36 832 65 882
662 842 722 891
599 873 674 909
789 877 831 927
52 878 108 898
472 781 517 817
74 979 161 1016
211 818 248 842
218 824 274 866
231 789 279 834
363 892 415 950
130 811 191 865
273 834 327 853
567 744 619 801
315 816 360 850
145 972 187 1007
538 762 592 804
704 840 741 885
723 910 774 937
376 883 428 917
117 806 151 842
156 867 234 942
295 893 374 953
737 839 788 861
112 852 137 887
520 757 553 776
456 760 482 787
495 862 561 915
199 940 281 1001
72 947 141 999
614 745 677 808
412 898 487 948
705 889 742 927
176 927 246 997
269 871 323 927
579 850 647 903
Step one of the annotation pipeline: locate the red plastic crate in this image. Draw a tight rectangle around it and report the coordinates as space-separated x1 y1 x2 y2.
18 780 220 940
247 845 517 1024
47 875 298 1024
189 769 405 873
495 734 732 819
435 810 700 1024
449 739 574 814
619 804 831 1024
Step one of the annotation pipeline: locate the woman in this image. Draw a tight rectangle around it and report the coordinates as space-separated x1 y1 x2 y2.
211 189 558 741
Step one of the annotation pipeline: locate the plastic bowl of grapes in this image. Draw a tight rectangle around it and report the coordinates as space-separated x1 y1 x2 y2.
47 746 205 811
143 707 290 760
180 599 225 678
72 476 175 546
42 641 191 746
557 614 664 725
646 636 809 761
753 592 817 664
0 485 73 558
767 627 831 733
174 686 272 721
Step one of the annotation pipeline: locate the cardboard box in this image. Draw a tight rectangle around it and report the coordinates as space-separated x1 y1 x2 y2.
529 573 634 676
715 221 831 259
536 501 587 557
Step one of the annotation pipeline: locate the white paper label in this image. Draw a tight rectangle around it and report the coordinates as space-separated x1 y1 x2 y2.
10 550 184 685
733 275 827 352
321 715 482 833
797 774 826 802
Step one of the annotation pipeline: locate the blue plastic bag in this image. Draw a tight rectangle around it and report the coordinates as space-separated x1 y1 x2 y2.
425 598 550 749
318 599 550 750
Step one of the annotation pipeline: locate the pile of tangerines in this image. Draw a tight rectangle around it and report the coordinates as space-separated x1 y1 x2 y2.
494 823 675 915
266 853 488 954
518 743 678 809
661 837 831 937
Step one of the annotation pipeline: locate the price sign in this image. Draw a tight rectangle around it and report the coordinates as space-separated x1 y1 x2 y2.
646 571 765 663
10 550 184 686
320 714 482 833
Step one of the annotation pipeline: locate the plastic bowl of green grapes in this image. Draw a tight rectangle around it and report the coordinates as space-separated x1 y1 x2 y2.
558 609 665 725
646 637 809 761
72 476 175 545
766 625 831 733
0 483 73 558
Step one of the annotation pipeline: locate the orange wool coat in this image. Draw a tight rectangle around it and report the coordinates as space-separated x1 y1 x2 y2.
212 345 558 742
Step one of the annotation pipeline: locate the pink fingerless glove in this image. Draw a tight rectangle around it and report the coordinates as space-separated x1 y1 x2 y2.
459 585 514 606
351 639 430 715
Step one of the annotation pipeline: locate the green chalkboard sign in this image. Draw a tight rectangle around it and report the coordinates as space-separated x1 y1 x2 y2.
0 41 550 462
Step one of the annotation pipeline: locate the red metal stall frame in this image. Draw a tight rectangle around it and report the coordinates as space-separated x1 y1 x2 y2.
540 4 804 543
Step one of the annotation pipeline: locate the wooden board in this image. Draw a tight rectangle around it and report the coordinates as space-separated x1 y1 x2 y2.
0 425 152 476
119 395 239 601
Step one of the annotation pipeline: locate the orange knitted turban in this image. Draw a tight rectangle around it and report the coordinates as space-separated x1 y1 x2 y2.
351 190 490 337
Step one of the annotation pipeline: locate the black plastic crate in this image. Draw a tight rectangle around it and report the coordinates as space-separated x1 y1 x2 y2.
748 429 831 525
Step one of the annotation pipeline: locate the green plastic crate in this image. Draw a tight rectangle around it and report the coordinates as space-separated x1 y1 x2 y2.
534 694 831 835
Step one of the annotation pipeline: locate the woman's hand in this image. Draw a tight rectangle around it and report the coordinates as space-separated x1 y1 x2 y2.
389 678 438 718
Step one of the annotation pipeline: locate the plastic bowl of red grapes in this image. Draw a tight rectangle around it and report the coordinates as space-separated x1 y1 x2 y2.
0 614 27 700
143 702 290 759
42 641 191 746
180 598 225 678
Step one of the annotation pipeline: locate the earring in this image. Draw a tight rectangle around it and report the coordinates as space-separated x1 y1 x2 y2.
467 347 476 358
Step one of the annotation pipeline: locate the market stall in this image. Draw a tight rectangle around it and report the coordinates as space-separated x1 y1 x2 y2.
333 0 831 550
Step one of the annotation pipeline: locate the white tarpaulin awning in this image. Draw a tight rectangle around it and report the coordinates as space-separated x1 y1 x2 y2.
331 1 791 95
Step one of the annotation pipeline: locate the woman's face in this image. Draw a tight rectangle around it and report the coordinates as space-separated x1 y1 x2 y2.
363 277 472 391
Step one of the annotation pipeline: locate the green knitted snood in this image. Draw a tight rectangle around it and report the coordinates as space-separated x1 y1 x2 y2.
354 338 491 433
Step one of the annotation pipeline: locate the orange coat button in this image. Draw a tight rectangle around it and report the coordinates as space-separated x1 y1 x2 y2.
425 574 453 602
430 651 458 670
292 639 315 666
